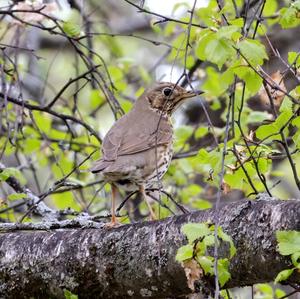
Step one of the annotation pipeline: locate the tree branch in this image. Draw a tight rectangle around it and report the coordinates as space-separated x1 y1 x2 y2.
0 162 58 220
1 198 300 298
0 91 102 143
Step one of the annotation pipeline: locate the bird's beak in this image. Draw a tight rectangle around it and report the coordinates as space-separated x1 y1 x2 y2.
182 89 204 99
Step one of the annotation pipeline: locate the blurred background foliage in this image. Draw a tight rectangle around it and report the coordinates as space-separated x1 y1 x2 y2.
0 0 299 229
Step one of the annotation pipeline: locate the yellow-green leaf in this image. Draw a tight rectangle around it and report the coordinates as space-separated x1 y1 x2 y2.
8 193 27 201
175 244 194 261
276 230 300 255
274 268 294 283
205 38 235 69
238 39 268 65
182 223 211 243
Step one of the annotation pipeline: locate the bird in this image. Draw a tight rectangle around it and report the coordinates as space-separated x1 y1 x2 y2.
90 82 201 226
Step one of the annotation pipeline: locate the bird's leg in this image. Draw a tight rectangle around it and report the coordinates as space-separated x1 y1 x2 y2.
140 185 156 220
105 184 120 228
111 184 118 224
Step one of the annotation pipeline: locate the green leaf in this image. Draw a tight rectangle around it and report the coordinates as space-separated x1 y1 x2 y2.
182 184 202 197
52 192 80 211
202 66 229 97
224 171 244 190
279 97 293 113
175 126 194 145
7 193 27 201
291 252 300 267
0 171 9 182
220 289 234 299
191 199 212 210
108 66 123 82
216 25 239 39
63 21 81 37
255 123 279 140
220 67 235 86
293 131 300 148
279 6 300 29
119 99 133 113
238 39 268 65
23 138 41 154
195 127 208 139
256 283 273 295
273 111 293 130
203 234 215 247
275 288 286 299
257 157 270 174
0 137 14 156
218 259 231 287
292 116 300 127
205 38 235 69
196 30 215 61
274 268 294 283
276 230 300 255
229 18 244 28
64 289 78 299
177 159 194 174
33 111 52 134
288 51 300 67
196 256 214 274
197 2 219 27
196 146 223 174
61 8 82 37
138 65 152 83
172 2 189 15
90 90 104 109
264 0 278 16
175 244 194 261
195 237 207 255
248 111 272 123
49 129 68 140
234 67 263 93
196 25 239 68
182 223 211 243
0 168 26 185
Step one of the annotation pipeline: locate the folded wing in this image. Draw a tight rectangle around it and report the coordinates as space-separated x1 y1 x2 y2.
90 112 172 173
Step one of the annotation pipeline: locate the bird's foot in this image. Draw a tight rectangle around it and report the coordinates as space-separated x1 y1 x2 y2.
104 220 122 229
104 216 122 229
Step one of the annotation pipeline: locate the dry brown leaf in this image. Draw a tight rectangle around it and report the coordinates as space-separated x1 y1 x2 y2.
246 130 255 142
231 145 247 165
221 180 231 194
259 71 287 108
227 164 237 171
207 169 214 181
182 259 203 291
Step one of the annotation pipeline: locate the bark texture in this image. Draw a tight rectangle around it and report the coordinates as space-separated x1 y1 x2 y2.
1 199 300 299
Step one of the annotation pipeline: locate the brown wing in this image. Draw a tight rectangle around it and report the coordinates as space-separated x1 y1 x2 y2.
118 124 172 156
90 111 172 173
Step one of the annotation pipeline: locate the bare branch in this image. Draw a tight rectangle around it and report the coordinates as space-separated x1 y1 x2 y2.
0 92 102 143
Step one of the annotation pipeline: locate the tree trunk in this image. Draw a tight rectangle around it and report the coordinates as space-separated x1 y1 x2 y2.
0 198 299 298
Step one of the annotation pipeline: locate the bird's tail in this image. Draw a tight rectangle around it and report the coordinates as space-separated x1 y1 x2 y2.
90 159 110 173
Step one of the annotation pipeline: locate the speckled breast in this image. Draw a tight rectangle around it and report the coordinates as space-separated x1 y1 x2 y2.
113 143 173 191
143 143 173 188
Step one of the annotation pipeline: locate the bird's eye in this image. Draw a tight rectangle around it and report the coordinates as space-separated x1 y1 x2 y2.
163 87 172 97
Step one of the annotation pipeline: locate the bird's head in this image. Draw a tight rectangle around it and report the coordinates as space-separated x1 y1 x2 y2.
142 82 203 115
